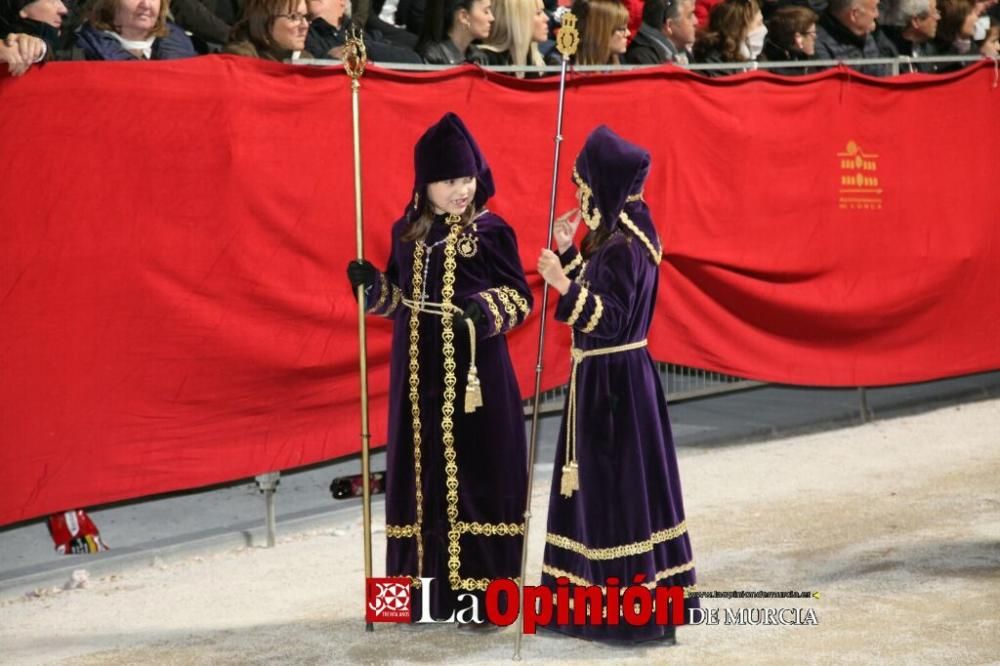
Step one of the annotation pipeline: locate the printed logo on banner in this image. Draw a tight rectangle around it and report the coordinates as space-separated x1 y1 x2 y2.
366 577 412 623
837 141 882 210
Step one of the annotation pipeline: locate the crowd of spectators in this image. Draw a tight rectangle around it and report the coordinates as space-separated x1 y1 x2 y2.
1 0 997 75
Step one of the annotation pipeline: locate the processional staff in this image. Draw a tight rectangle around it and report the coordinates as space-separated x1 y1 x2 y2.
513 11 580 661
343 28 376 634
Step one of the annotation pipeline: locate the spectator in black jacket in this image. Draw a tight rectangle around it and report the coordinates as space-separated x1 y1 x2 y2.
761 3 819 72
814 0 893 75
879 0 939 69
305 0 421 60
418 0 493 63
625 0 698 64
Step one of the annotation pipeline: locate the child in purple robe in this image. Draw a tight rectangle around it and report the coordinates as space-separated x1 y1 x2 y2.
347 113 533 623
535 125 698 643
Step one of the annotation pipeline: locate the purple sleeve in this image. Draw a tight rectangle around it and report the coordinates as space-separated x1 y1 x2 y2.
558 246 585 281
365 235 404 318
466 221 534 338
554 241 636 339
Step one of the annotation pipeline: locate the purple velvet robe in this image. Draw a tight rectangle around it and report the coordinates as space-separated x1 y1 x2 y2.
540 199 698 642
364 210 532 619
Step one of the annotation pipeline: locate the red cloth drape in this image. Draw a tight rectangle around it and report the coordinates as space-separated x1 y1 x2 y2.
1 58 997 526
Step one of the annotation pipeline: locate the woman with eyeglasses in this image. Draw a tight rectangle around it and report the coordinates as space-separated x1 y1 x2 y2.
225 0 314 61
418 0 494 64
760 4 818 75
572 0 630 66
473 0 553 75
691 0 766 75
76 0 196 60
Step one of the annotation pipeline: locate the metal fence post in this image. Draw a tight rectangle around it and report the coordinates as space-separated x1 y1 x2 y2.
255 472 281 548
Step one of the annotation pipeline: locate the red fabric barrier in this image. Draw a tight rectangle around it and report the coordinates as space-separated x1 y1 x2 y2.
1 57 998 526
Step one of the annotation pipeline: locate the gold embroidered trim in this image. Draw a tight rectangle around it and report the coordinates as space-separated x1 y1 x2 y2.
368 273 389 314
565 286 589 327
479 290 504 334
563 253 583 275
454 577 522 592
543 564 589 587
573 167 601 231
494 288 519 329
407 241 428 575
580 294 603 334
618 211 662 264
626 191 644 202
456 521 525 536
386 523 419 538
384 285 402 316
499 286 530 318
542 562 696 593
440 223 464 590
654 560 696 582
546 521 687 560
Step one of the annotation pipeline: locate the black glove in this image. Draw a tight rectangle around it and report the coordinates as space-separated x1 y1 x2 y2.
452 302 483 347
346 260 377 291
463 301 484 326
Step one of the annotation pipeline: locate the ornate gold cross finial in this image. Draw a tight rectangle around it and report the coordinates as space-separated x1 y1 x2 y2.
556 12 580 58
343 27 367 82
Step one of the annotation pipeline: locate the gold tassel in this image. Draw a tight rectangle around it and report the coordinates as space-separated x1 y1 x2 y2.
463 316 482 413
559 462 579 498
464 369 482 413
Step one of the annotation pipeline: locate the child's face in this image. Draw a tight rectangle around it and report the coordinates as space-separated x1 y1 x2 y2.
427 176 477 216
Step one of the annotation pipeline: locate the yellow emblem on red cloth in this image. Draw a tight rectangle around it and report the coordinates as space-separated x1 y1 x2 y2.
837 141 882 210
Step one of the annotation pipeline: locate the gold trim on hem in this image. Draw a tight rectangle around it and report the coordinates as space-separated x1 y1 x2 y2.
456 521 525 536
542 563 697 594
546 520 687 560
386 523 419 538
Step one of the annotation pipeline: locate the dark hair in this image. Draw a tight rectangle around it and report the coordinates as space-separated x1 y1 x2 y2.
580 226 616 259
643 0 685 28
692 0 759 62
935 0 974 44
418 0 478 51
400 200 476 242
229 0 303 50
766 4 816 51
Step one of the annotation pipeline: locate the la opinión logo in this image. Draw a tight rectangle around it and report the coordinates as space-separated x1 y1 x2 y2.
365 576 686 630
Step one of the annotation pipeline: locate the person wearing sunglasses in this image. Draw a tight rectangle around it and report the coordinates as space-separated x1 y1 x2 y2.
225 0 315 60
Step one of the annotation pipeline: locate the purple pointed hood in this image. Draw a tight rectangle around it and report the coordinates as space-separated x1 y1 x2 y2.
407 112 495 221
573 125 662 262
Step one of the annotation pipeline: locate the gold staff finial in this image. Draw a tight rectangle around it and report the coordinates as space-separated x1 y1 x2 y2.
556 12 580 58
343 27 367 82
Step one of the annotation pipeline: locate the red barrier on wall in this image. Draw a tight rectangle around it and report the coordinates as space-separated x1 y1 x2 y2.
1 57 998 526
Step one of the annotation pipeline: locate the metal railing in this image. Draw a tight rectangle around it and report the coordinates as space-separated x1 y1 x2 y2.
297 54 995 77
524 362 761 416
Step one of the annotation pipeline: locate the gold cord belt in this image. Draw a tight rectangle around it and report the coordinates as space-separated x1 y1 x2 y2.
401 297 482 413
561 338 648 497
